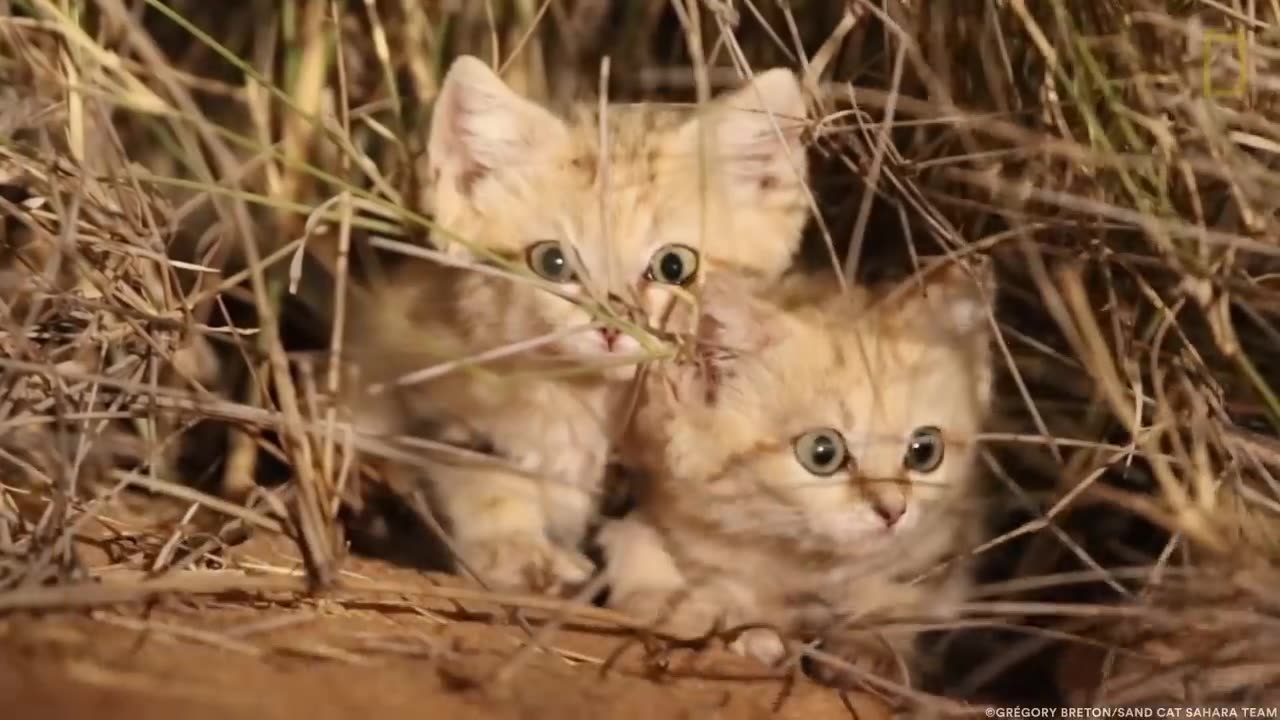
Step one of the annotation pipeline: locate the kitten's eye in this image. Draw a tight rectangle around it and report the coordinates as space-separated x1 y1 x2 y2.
903 426 945 473
526 241 577 283
793 428 848 476
646 244 699 286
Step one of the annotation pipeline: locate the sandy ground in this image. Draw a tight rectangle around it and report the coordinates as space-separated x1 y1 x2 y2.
0 532 902 720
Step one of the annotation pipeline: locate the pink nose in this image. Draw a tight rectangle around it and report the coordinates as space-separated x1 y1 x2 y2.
599 327 620 350
872 498 906 527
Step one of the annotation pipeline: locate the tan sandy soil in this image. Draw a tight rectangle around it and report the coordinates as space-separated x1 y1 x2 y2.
0 533 899 720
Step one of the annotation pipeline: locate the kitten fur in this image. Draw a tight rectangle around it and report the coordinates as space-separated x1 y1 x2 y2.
426 55 811 367
598 260 996 686
344 56 811 594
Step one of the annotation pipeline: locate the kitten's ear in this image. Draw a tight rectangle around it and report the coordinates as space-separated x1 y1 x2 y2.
696 274 776 348
669 274 780 405
901 257 997 341
674 68 808 198
428 56 568 201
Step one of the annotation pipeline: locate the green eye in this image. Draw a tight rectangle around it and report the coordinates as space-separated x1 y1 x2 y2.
645 244 699 286
903 426 945 473
527 241 577 283
793 428 848 476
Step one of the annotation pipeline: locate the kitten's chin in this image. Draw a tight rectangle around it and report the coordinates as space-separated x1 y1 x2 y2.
558 335 643 381
815 506 925 556
602 363 640 382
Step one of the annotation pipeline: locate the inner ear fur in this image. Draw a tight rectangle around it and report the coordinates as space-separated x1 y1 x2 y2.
675 274 783 405
885 256 997 340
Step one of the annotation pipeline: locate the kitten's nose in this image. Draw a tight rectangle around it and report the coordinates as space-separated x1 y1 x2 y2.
872 498 906 527
599 326 620 350
865 484 908 527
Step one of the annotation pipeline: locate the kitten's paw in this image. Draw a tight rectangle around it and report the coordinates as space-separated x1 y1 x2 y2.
457 534 593 594
610 589 719 638
728 628 788 667
803 633 912 690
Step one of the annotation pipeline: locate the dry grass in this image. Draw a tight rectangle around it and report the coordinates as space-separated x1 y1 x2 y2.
2 0 1280 715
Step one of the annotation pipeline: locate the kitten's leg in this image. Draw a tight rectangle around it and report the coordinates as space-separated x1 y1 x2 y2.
727 628 789 667
797 592 921 690
805 556 974 688
599 519 787 668
539 470 596 554
596 517 725 638
599 519 792 668
430 461 593 593
805 624 917 690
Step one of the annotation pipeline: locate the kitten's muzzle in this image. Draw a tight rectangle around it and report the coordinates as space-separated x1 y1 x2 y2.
854 475 909 527
598 326 621 350
598 293 654 350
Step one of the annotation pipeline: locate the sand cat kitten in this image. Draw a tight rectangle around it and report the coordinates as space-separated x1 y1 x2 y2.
598 260 996 686
344 56 810 593
425 55 810 367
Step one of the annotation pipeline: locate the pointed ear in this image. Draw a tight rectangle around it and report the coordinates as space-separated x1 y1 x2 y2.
428 56 568 201
665 273 781 406
900 257 997 341
695 273 780 351
673 68 808 199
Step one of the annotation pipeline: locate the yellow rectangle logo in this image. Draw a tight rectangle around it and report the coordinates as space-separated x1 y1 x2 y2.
1204 27 1249 98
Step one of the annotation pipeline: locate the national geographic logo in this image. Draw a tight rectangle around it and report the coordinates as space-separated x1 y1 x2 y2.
1197 22 1249 98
